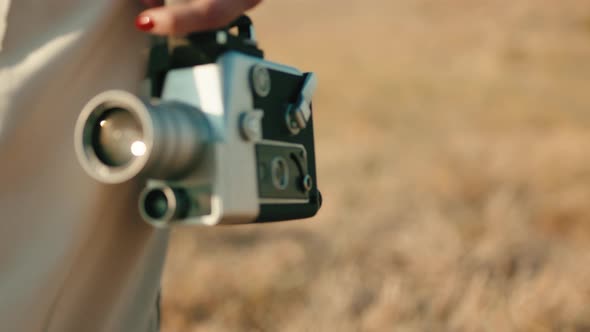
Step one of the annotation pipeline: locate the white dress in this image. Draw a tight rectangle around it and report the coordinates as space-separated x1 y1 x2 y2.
0 1 168 331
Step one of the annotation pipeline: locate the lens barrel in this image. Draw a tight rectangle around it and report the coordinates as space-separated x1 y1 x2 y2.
75 90 209 183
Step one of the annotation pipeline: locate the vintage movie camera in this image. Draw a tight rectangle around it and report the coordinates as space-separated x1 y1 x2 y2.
74 16 322 227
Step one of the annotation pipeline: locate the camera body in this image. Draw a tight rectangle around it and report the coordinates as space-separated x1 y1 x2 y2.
75 18 322 227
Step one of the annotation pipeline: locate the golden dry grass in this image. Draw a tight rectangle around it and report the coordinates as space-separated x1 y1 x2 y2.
161 1 590 331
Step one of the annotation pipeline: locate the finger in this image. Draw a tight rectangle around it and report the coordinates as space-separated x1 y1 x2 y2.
136 0 262 36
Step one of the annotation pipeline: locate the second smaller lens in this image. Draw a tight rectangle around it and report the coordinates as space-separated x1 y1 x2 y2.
144 189 169 220
140 186 190 224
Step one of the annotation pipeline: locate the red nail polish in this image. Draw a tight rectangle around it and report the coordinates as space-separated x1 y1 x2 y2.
135 15 154 31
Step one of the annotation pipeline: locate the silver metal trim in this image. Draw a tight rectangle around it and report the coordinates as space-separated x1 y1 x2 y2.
259 198 309 205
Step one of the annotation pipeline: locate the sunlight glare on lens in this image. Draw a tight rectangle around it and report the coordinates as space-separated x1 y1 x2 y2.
131 141 147 157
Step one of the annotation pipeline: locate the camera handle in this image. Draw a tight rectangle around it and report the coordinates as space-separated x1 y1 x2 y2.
147 12 263 97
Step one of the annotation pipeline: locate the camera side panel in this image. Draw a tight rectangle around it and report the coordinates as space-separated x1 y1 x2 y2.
252 68 322 222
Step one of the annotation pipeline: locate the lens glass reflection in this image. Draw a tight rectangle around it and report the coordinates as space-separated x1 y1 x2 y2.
92 108 144 167
144 189 169 220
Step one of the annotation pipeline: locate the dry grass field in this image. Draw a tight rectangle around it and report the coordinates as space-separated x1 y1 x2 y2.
161 1 590 331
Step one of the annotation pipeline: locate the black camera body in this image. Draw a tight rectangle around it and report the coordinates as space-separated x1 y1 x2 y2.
74 17 322 227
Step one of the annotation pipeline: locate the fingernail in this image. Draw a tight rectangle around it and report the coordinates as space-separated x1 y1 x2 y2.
135 15 154 31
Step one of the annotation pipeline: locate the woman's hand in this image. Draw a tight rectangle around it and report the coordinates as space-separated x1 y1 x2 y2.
136 0 262 36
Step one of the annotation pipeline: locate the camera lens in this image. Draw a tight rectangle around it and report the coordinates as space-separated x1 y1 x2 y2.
75 90 210 183
92 108 145 167
144 189 169 220
140 186 190 224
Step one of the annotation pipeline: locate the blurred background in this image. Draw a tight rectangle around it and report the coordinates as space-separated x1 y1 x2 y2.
161 1 590 331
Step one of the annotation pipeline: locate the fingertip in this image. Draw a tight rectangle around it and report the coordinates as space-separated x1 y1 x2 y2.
136 6 210 36
135 14 155 32
135 8 173 35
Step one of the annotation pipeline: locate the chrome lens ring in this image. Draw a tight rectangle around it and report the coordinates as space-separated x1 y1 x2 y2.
75 90 155 184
